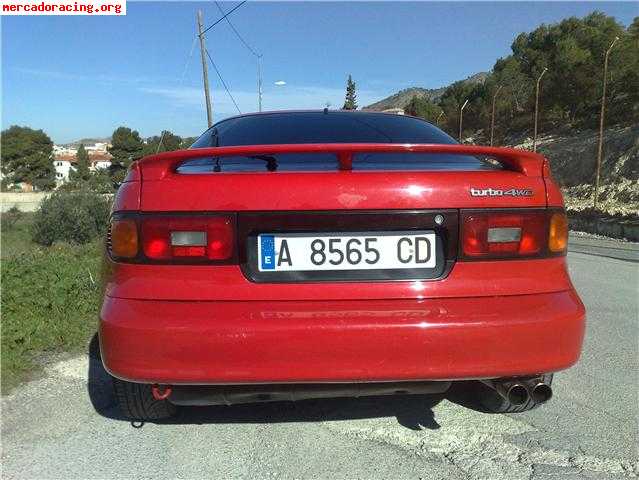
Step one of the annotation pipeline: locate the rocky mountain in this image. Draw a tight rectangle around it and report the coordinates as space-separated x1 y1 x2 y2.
364 72 488 111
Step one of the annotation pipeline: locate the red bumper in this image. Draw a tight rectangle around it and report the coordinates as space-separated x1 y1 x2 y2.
100 290 585 384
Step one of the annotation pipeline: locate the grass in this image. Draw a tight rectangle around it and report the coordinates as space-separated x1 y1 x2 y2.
1 213 103 393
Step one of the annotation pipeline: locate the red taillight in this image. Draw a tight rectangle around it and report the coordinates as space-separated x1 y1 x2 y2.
109 214 235 263
461 210 557 260
141 215 234 261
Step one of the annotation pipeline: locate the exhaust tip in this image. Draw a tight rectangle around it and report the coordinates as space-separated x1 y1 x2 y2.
531 383 553 404
507 384 529 406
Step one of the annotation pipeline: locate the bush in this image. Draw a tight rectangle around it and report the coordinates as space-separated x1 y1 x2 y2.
32 190 111 246
1 206 23 230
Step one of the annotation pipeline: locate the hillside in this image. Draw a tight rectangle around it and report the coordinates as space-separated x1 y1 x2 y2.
364 72 488 111
508 125 639 216
63 137 111 147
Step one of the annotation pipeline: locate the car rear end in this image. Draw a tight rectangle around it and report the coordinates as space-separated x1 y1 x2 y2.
99 111 585 419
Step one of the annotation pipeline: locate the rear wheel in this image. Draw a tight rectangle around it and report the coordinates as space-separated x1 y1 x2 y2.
112 377 177 421
478 374 554 413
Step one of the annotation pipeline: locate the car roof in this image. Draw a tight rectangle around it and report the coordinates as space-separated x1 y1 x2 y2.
212 109 426 127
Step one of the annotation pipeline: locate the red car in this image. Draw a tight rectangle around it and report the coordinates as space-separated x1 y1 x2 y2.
100 110 585 420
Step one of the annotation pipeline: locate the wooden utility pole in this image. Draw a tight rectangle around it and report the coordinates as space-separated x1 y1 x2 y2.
533 67 547 152
490 85 503 146
197 10 213 128
594 36 620 210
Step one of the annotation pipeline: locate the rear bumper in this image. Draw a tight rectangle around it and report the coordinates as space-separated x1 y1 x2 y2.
99 290 585 384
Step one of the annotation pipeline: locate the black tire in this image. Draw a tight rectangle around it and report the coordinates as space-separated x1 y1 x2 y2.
478 374 554 413
112 377 177 421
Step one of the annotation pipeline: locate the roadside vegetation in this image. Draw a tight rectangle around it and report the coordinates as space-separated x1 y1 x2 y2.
1 192 108 393
403 13 638 141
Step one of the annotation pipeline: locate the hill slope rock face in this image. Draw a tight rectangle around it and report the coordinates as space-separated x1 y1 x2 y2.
508 125 639 215
364 72 488 111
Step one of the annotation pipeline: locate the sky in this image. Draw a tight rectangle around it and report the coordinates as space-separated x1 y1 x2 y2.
2 1 637 143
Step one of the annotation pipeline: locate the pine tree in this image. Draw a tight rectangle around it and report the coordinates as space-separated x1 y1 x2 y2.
71 144 91 182
107 126 144 183
342 75 358 110
0 125 55 191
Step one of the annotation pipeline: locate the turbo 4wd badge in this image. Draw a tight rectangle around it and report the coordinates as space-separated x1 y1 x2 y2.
470 187 533 197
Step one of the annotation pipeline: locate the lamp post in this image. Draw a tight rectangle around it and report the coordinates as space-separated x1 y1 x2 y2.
459 99 469 143
594 36 620 210
490 85 503 146
532 67 547 152
436 110 445 125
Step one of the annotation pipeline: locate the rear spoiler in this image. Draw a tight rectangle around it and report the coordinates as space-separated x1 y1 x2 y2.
135 144 547 181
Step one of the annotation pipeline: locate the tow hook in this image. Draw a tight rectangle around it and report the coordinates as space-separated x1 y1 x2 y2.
151 384 173 400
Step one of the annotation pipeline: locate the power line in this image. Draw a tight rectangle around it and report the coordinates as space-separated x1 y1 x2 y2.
200 1 246 36
213 1 263 111
214 1 260 58
205 48 242 114
156 37 198 153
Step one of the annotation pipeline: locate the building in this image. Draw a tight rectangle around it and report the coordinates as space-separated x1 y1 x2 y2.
53 152 112 185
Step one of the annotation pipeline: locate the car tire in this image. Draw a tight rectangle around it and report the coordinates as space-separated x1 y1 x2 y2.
477 374 554 413
112 377 177 421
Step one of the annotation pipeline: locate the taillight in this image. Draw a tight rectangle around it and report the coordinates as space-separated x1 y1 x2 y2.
461 209 566 260
548 212 568 253
108 214 235 263
110 218 138 258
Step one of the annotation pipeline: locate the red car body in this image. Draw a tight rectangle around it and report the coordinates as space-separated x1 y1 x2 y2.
99 112 585 417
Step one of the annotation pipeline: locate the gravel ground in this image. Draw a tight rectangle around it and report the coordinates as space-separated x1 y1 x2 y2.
2 238 638 480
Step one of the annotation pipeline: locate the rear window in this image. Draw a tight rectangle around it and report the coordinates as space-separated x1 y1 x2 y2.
177 152 499 173
180 111 500 173
191 111 457 147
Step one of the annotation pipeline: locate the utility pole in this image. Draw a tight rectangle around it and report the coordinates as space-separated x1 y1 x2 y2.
533 67 547 152
459 99 469 143
197 10 213 127
257 54 263 112
490 85 503 146
594 36 620 210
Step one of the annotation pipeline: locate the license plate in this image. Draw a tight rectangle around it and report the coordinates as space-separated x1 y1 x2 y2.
258 231 436 272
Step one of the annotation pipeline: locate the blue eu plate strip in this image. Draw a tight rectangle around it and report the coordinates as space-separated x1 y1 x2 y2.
260 235 275 270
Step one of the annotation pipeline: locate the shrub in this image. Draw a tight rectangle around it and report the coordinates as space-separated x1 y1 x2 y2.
1 206 23 230
32 190 111 246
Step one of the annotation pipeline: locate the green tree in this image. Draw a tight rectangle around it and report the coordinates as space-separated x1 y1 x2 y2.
0 126 55 191
342 75 358 110
143 130 183 156
71 144 91 182
180 136 198 149
404 96 443 124
107 126 144 182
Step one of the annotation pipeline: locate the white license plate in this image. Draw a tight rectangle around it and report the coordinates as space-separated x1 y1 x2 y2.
258 231 436 272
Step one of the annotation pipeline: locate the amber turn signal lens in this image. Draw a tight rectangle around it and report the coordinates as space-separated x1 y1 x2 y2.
548 212 568 253
111 219 138 258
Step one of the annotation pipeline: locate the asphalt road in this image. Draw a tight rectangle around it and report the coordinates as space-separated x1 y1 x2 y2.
2 235 638 480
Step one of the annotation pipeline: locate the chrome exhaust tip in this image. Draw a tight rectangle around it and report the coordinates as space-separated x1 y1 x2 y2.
481 380 529 406
506 383 530 406
530 381 553 404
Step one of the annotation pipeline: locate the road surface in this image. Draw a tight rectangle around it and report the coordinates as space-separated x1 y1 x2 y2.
2 234 638 479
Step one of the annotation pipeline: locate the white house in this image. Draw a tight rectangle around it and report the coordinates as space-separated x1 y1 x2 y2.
53 152 112 185
53 155 75 185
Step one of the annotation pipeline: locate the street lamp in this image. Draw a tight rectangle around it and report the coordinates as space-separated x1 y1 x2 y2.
594 36 620 210
436 110 445 125
533 67 547 152
490 85 503 146
459 99 469 143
